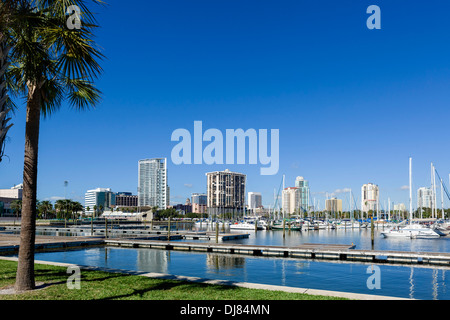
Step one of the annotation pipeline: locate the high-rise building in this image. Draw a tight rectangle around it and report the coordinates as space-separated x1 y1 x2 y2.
248 192 262 210
294 176 309 212
282 187 300 215
206 169 246 216
361 183 379 213
84 188 116 215
138 158 168 209
191 193 207 214
325 197 342 213
394 203 406 212
417 187 434 209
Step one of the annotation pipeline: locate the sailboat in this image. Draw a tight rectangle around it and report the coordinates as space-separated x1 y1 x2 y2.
381 158 441 239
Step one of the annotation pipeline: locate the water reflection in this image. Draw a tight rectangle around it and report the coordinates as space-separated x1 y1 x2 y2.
206 254 245 271
137 249 169 274
28 246 450 300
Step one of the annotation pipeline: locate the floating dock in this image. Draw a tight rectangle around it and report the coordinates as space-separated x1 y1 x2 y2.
2 226 249 241
2 232 450 267
0 234 104 254
104 239 450 267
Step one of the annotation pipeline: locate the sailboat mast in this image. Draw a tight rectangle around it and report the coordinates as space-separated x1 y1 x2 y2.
441 178 445 219
409 157 413 224
433 164 437 219
282 174 285 220
388 197 390 221
430 162 436 217
349 189 353 220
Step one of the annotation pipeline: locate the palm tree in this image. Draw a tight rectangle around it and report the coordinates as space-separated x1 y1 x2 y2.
37 200 52 220
10 199 22 217
55 199 66 220
5 0 104 291
0 1 15 163
72 201 83 222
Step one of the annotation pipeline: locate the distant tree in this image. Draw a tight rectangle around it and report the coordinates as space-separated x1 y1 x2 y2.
72 201 83 220
10 199 22 217
37 200 52 219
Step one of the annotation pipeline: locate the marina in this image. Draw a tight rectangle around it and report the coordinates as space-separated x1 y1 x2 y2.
19 241 450 300
1 222 450 300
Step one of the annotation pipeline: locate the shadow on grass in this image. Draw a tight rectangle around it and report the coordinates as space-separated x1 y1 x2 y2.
96 278 239 300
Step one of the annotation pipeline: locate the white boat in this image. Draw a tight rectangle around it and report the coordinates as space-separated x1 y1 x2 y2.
257 220 269 229
335 221 362 229
301 220 317 230
314 220 329 229
381 223 441 239
229 221 264 230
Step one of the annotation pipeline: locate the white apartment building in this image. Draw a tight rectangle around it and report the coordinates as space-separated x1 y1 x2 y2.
361 183 379 213
138 158 169 209
417 187 434 209
394 203 406 212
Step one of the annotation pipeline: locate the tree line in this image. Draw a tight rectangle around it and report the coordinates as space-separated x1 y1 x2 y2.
9 199 84 220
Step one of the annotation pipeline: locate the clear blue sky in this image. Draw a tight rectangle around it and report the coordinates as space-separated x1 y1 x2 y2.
1 0 450 210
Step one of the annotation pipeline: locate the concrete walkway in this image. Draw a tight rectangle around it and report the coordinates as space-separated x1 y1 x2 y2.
0 256 411 300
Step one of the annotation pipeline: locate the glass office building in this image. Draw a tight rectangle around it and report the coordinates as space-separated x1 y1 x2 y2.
295 176 310 213
84 188 116 215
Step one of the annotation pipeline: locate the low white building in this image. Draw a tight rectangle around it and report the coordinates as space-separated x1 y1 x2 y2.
84 188 116 216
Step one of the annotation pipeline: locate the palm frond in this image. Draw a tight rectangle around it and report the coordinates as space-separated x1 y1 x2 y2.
5 0 104 116
65 77 101 110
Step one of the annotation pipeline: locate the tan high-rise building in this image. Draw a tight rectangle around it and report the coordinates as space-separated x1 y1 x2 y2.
206 169 246 216
282 187 300 215
325 197 342 213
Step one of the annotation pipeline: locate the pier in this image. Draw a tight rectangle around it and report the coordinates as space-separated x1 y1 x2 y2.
1 225 250 241
104 239 450 267
0 234 104 254
2 229 450 267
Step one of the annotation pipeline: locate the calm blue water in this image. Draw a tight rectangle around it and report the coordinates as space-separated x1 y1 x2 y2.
27 229 450 300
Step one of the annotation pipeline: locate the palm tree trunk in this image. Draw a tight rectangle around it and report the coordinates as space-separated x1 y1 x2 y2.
15 83 41 291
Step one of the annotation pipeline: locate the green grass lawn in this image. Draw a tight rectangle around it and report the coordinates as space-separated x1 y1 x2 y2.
0 259 346 300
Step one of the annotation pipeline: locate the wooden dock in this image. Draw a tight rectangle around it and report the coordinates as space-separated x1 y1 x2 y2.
2 232 450 267
2 226 249 241
104 239 450 267
0 234 104 254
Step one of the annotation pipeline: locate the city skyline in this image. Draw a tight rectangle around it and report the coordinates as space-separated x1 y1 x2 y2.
1 1 450 211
